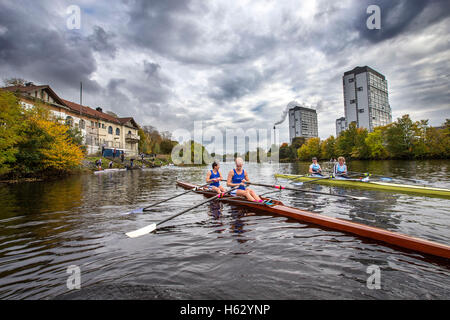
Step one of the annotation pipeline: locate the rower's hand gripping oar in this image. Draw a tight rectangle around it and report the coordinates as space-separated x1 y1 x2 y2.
246 182 369 201
125 186 239 238
126 182 210 214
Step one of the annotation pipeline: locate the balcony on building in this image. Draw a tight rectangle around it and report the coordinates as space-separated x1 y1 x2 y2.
126 133 140 142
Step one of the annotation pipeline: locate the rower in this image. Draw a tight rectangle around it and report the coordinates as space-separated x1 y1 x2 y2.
227 157 262 202
206 161 226 194
333 156 348 178
309 157 323 176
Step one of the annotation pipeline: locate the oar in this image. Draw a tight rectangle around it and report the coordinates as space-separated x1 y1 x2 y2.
290 175 332 186
126 182 210 214
125 186 239 238
347 171 423 183
289 172 367 186
246 182 369 200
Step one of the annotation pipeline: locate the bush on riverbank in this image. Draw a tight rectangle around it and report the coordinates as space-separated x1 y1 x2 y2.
296 115 450 161
0 91 84 180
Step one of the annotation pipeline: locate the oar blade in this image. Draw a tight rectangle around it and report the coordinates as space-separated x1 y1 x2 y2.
126 207 144 215
291 182 304 186
380 177 392 182
126 223 157 238
352 196 370 201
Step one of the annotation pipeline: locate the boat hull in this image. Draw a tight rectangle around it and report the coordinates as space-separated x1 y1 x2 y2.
177 181 450 259
275 174 450 198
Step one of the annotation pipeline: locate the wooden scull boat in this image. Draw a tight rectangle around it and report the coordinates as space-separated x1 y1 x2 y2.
176 181 450 259
275 174 450 199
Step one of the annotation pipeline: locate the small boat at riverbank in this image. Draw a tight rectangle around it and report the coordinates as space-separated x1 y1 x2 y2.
176 181 450 259
275 174 450 199
94 168 127 174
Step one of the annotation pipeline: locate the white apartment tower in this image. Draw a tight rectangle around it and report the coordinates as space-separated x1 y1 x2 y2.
288 104 318 142
342 66 392 132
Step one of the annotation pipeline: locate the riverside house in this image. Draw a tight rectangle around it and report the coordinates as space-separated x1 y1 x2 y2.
2 83 140 156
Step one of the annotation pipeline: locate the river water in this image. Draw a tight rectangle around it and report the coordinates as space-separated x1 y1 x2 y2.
0 160 449 299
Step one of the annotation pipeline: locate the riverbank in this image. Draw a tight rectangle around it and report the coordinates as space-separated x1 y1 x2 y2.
0 154 173 184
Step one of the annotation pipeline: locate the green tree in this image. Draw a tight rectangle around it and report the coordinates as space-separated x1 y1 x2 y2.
365 127 388 159
0 91 23 175
297 137 321 161
335 122 358 158
320 136 336 160
384 115 416 158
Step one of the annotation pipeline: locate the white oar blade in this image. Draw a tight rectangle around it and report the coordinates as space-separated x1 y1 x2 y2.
291 182 303 186
126 223 157 238
353 196 369 201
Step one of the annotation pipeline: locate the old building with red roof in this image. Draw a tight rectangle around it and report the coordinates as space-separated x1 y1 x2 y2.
2 83 140 156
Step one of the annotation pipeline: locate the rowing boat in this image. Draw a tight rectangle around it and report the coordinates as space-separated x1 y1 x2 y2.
275 174 450 199
94 168 127 174
176 181 450 259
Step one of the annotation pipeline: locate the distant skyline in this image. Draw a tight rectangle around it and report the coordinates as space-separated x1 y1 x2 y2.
1 0 449 145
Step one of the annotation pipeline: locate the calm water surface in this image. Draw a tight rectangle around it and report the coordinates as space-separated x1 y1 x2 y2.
0 160 449 299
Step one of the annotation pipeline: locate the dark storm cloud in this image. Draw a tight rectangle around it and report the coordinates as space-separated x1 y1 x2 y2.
0 1 101 94
208 68 270 103
1 0 448 139
87 26 117 58
353 0 450 43
124 0 202 56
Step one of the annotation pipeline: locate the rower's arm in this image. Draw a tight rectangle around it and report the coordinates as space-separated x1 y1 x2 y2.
227 170 234 187
206 171 212 183
244 171 250 183
308 165 313 173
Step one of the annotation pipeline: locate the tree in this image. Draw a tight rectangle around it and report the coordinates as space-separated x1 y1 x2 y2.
3 78 27 87
351 128 369 159
297 137 321 161
365 127 388 159
320 136 336 160
0 91 23 175
335 122 358 158
385 115 415 158
34 117 84 171
160 139 176 154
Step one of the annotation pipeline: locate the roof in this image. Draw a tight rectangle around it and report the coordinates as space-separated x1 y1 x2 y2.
2 84 140 128
61 99 122 124
117 117 140 128
343 66 386 80
2 84 67 106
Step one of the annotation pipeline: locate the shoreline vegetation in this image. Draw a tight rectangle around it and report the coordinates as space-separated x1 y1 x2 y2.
280 115 449 162
0 90 177 184
2 89 449 184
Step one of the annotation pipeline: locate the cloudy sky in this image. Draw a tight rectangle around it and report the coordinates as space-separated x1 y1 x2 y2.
0 0 449 152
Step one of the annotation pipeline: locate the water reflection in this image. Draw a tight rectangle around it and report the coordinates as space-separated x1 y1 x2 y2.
0 160 448 299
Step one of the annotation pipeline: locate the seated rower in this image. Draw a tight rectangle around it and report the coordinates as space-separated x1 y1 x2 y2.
309 157 323 176
227 157 262 202
333 156 348 178
206 161 226 194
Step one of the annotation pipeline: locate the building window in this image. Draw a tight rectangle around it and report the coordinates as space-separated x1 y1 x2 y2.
116 128 120 136
65 116 73 127
108 126 113 134
359 109 365 113
357 87 363 91
102 123 105 129
350 99 356 104
79 119 85 129
349 78 354 83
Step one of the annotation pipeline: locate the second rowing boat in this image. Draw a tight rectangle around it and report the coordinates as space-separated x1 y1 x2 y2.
275 174 450 199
